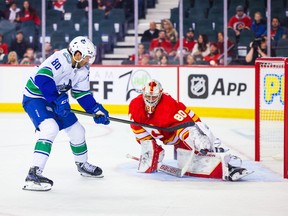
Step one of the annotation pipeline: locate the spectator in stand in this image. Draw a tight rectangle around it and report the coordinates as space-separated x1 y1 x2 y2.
216 31 234 57
264 17 287 45
161 19 178 45
6 51 19 64
3 2 21 24
36 42 54 62
203 43 221 66
17 0 40 27
151 47 164 65
0 47 7 64
172 27 196 59
52 0 66 13
191 34 210 62
128 43 148 64
10 30 30 61
139 54 150 65
0 34 9 55
149 30 173 57
185 53 195 65
228 5 252 37
78 0 121 14
141 21 160 43
95 0 114 16
20 47 41 65
77 0 89 11
245 36 275 65
251 11 266 38
159 54 169 66
4 0 14 9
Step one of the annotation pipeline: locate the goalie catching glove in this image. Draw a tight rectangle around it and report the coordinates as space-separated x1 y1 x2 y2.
183 122 226 154
138 140 165 173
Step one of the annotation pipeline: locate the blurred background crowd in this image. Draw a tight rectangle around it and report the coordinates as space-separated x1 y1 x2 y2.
0 0 287 66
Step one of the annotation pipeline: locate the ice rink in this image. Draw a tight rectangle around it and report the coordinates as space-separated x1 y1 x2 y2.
0 113 288 216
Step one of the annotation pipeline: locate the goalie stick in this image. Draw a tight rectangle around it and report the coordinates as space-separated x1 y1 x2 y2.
71 109 195 132
126 154 183 177
180 148 195 177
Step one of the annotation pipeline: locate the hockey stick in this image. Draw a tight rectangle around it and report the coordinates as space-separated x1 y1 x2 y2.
126 154 182 177
71 109 195 132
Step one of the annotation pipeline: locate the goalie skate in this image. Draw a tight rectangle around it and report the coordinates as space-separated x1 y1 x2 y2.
22 167 53 191
227 165 254 181
76 162 104 178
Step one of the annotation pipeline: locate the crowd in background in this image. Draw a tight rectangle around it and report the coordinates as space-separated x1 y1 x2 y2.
125 2 288 66
0 0 288 66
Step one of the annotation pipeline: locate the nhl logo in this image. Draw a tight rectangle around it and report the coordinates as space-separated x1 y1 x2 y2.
190 77 206 96
188 74 208 98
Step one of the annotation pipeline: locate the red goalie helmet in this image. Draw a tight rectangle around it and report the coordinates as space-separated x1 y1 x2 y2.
142 79 163 114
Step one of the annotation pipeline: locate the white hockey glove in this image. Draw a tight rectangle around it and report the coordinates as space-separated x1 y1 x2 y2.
184 125 212 154
138 140 165 173
184 122 225 155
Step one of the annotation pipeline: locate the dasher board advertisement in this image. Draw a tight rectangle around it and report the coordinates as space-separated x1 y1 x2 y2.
179 67 255 109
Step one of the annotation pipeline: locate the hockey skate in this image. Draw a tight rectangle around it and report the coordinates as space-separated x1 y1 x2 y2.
76 162 104 178
23 167 53 191
226 164 254 181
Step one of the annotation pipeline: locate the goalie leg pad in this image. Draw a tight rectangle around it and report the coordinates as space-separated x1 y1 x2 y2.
176 148 193 170
138 140 165 173
177 148 223 178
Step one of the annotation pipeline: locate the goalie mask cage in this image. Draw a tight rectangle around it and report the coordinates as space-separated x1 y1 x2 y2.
255 57 288 179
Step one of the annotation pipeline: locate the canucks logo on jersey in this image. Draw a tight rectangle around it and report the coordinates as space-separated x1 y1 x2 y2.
56 79 72 92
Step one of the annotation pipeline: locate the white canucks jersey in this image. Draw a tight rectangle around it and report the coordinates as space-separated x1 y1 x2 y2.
23 49 91 100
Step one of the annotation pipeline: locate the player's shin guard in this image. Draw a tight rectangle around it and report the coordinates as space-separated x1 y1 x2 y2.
66 122 88 163
138 140 165 173
32 119 59 170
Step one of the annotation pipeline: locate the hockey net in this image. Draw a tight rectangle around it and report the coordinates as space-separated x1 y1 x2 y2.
255 57 288 178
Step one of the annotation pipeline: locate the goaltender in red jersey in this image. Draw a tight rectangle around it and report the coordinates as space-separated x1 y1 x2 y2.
128 79 253 181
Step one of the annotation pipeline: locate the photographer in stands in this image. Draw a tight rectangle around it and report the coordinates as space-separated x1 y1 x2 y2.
245 36 275 65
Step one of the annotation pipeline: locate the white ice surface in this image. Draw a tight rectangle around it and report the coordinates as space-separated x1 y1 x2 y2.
0 113 288 216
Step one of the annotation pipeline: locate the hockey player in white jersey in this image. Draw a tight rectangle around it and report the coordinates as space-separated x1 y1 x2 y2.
22 36 110 191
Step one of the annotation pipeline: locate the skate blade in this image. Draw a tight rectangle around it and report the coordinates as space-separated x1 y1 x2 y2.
231 170 254 181
23 181 52 191
80 173 104 178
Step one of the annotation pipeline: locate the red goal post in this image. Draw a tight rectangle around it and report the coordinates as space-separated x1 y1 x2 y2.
255 57 288 178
